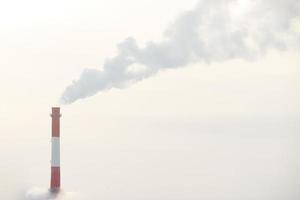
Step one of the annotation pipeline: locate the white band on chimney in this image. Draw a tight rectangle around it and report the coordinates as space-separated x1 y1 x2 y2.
51 137 60 167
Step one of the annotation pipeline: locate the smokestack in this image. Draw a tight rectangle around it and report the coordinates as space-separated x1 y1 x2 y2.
50 107 61 193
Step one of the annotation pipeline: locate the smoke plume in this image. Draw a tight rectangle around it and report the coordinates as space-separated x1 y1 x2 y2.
60 0 300 104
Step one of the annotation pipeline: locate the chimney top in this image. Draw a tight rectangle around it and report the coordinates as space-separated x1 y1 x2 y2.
51 107 61 117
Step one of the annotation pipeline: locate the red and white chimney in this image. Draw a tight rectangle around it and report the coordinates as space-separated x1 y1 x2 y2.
50 107 61 193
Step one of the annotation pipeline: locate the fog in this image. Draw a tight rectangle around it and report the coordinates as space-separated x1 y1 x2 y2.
0 0 299 199
6 114 300 200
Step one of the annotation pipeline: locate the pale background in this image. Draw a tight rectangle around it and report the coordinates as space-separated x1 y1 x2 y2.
0 0 300 199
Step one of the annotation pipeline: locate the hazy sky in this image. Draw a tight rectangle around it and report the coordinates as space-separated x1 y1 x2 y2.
0 0 300 199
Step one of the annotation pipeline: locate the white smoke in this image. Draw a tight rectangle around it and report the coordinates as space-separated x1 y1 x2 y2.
60 0 300 104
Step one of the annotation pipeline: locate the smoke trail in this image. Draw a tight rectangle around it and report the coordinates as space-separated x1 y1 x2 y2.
60 0 300 104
